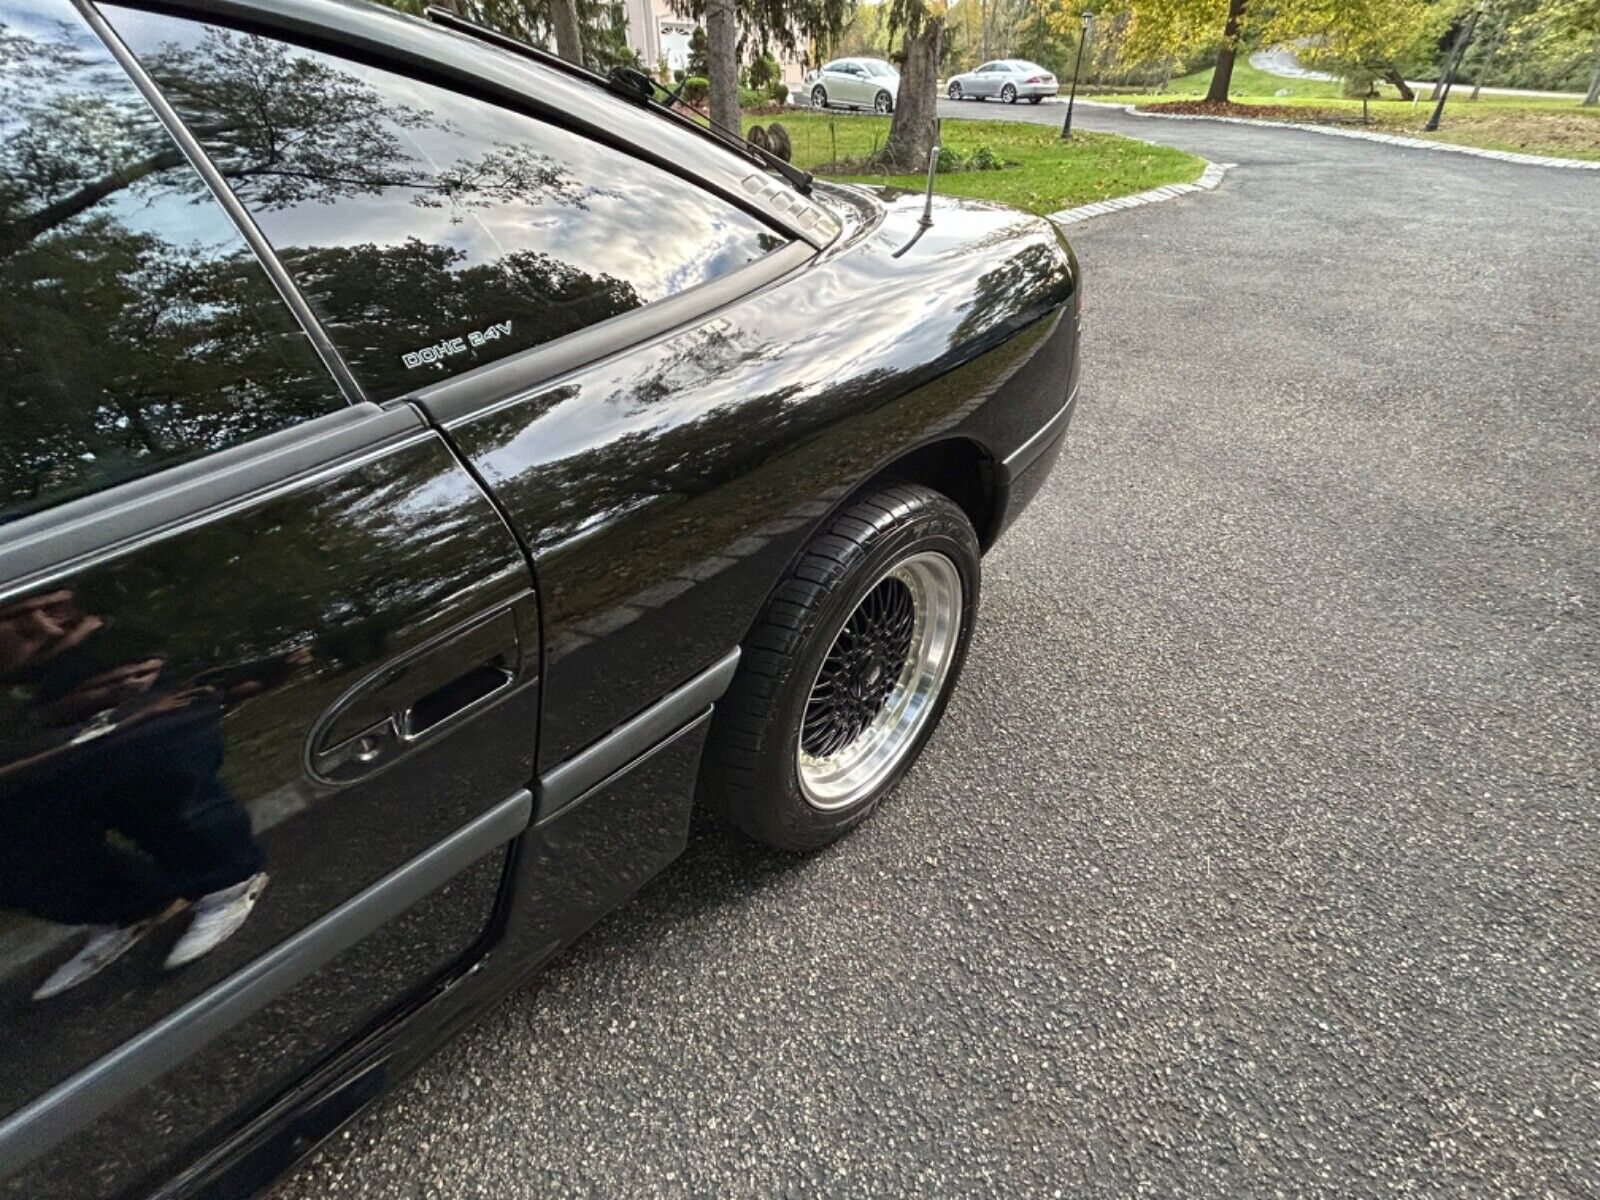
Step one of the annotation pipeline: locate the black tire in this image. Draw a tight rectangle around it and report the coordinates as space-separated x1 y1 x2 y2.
811 84 828 109
874 89 893 113
1002 83 1018 104
702 485 980 852
948 81 962 100
1028 95 1043 104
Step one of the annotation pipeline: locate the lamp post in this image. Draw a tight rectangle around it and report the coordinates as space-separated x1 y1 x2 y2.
1061 12 1093 141
1424 4 1482 132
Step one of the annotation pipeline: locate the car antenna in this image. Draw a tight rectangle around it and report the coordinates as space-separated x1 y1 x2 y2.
892 120 942 259
920 118 941 228
422 6 812 195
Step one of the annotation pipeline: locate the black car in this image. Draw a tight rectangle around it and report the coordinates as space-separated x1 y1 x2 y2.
0 0 1081 1194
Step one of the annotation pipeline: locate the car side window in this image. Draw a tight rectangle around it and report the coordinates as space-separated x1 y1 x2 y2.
0 0 346 526
105 6 790 401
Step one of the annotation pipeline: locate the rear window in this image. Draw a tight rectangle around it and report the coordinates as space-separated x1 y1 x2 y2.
106 6 789 401
0 0 345 524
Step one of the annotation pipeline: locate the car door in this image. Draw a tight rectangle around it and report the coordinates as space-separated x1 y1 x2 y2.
818 59 844 102
0 4 538 1196
976 62 1001 96
830 61 859 104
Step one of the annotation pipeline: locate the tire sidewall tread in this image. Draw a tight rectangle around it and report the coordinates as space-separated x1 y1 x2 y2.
702 484 980 851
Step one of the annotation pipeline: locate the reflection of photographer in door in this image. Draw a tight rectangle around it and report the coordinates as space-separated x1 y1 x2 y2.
0 589 268 1000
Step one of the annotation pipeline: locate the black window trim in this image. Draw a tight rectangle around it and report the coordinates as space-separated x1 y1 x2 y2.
73 0 369 408
0 403 426 595
413 239 815 429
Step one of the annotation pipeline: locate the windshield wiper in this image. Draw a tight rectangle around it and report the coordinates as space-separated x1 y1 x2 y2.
423 6 812 195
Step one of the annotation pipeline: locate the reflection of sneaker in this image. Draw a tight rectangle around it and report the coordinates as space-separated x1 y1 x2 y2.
33 922 154 1000
164 872 268 970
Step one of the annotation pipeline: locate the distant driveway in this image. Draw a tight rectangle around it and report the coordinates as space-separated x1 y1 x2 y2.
1249 44 1586 100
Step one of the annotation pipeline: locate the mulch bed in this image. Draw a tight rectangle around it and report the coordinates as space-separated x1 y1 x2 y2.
1139 100 1363 124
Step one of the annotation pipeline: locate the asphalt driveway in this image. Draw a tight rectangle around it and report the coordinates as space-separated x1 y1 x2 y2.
277 106 1600 1198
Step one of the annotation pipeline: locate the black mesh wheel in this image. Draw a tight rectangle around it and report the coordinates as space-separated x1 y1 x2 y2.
700 484 979 851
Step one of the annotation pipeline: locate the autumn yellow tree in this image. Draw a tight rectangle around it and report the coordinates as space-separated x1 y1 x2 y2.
1110 0 1473 103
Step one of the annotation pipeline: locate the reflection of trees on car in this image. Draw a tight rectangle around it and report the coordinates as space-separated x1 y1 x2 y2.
0 14 642 517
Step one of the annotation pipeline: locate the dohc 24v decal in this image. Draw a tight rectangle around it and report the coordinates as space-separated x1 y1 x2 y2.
402 320 514 369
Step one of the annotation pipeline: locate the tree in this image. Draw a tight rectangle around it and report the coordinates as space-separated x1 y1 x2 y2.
1536 0 1600 103
1206 0 1247 100
667 0 854 133
550 0 584 62
376 0 642 70
1296 0 1468 101
877 0 947 170
706 0 741 130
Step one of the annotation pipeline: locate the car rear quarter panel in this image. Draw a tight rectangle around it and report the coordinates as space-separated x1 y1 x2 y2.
438 188 1080 767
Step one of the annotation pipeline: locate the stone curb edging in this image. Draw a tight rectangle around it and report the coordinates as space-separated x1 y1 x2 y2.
1081 100 1600 171
1048 160 1234 226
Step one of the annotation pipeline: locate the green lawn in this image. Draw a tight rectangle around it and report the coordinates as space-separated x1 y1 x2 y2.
743 112 1205 215
1100 61 1600 160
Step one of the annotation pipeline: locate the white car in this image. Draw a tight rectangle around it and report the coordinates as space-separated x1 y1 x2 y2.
806 57 900 113
946 59 1059 104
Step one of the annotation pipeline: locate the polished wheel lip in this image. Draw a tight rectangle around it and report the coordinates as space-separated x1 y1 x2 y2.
797 550 962 811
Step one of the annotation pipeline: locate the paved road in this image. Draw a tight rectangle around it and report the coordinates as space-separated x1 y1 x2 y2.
1249 45 1588 101
277 106 1600 1198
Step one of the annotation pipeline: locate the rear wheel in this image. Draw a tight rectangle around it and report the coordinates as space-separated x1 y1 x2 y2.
874 89 893 114
1028 95 1043 104
1002 83 1018 104
811 84 828 109
702 485 979 851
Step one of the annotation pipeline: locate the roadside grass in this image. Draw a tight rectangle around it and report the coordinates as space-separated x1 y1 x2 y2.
1099 61 1600 160
743 112 1204 214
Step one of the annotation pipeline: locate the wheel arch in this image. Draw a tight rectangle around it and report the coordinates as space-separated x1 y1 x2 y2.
847 436 1001 552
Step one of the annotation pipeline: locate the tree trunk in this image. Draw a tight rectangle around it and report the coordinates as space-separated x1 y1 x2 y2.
878 15 943 172
550 0 583 66
1205 0 1247 104
1470 23 1505 101
0 145 185 259
706 0 741 135
1431 14 1478 101
980 0 989 61
1585 38 1600 107
1382 67 1415 102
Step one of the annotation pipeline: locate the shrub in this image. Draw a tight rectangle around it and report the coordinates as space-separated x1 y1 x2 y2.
673 68 685 84
969 145 1003 171
935 145 964 173
747 53 780 91
768 78 792 103
681 75 709 105
739 86 765 109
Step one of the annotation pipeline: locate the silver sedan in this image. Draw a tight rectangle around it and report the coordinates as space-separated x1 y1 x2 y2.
946 59 1059 105
805 57 900 113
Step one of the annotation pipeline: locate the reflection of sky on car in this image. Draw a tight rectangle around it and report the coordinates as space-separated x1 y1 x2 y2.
109 10 774 309
3 0 241 253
